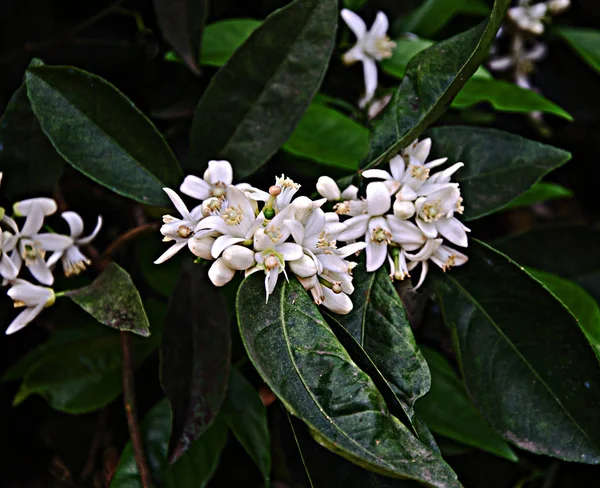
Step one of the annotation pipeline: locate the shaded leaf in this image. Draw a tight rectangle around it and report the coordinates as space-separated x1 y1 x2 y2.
557 26 600 74
201 19 261 67
154 0 208 74
237 275 460 487
425 126 571 220
416 347 518 462
160 261 231 462
503 182 573 210
190 0 338 179
365 0 510 170
26 65 182 206
66 263 150 337
223 368 271 486
136 233 183 298
434 240 600 462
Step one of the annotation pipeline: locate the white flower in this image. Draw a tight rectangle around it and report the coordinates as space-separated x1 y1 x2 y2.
273 175 301 211
508 3 547 35
207 245 256 287
252 243 303 302
155 188 204 264
403 239 468 289
488 35 547 90
46 212 102 276
5 279 55 335
180 160 233 201
341 9 396 108
367 93 392 120
316 176 341 201
13 197 57 217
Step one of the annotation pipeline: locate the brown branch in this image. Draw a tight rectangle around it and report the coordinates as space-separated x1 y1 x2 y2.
100 223 158 261
120 331 154 488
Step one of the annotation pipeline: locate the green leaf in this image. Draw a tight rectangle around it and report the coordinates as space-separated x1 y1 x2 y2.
451 78 573 119
66 263 150 337
223 368 271 486
237 275 460 487
25 65 182 206
283 103 368 171
136 234 183 297
365 0 510 170
190 0 338 179
527 269 600 357
557 26 600 74
425 126 571 220
434 240 600 462
201 19 261 67
154 0 208 74
402 0 490 38
416 347 518 462
342 0 369 11
503 182 573 210
160 262 231 462
0 60 64 201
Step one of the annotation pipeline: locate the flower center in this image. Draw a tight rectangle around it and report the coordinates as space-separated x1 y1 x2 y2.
221 205 244 226
20 240 45 264
276 176 300 190
209 182 227 198
455 196 464 214
265 224 283 242
264 254 280 270
178 225 192 239
365 36 396 60
371 227 392 245
441 255 456 272
334 201 350 215
202 197 224 216
409 164 430 181
421 201 442 222
316 231 336 253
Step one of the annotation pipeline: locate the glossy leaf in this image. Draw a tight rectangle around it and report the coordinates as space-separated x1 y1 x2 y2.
154 0 207 74
416 347 518 462
365 0 510 170
66 263 150 337
283 103 368 171
237 275 460 487
0 60 64 201
503 182 573 210
425 126 571 220
558 26 600 74
190 0 338 179
434 240 600 462
26 65 182 206
223 368 271 485
201 19 261 67
161 261 231 462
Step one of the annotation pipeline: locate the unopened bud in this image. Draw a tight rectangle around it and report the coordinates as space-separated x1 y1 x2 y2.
393 200 415 220
188 236 215 260
222 245 254 271
316 176 341 201
289 255 317 278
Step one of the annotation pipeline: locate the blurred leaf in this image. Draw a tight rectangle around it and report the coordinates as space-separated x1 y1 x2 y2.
527 269 600 357
343 0 368 10
66 263 150 337
451 78 572 119
557 26 600 74
237 275 460 487
223 368 270 486
402 0 490 37
425 126 571 220
154 0 208 74
416 347 518 462
190 0 338 179
366 0 510 170
0 60 64 201
283 103 368 171
503 182 573 210
161 262 231 462
434 240 600 462
25 65 182 206
201 19 261 66
137 234 183 297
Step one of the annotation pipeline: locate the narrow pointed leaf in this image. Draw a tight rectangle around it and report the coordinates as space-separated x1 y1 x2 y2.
190 0 338 179
237 275 461 487
503 182 573 210
26 65 182 206
200 19 261 67
557 27 600 74
434 240 600 463
365 0 510 170
425 126 571 220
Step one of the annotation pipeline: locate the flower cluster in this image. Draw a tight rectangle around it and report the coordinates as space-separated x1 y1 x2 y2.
155 139 469 314
0 173 102 334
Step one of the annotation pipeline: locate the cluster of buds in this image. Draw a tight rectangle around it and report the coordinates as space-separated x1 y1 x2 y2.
155 139 469 314
0 173 102 334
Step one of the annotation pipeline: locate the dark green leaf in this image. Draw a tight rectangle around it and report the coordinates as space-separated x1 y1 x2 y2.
557 26 600 74
365 0 510 170
223 368 271 486
283 103 368 171
161 262 231 462
425 126 571 220
451 78 572 120
0 60 64 201
66 263 150 337
503 182 573 210
190 0 338 179
154 0 208 74
237 275 460 487
434 240 600 462
342 0 369 11
416 347 518 462
201 19 261 67
136 234 183 297
26 65 182 206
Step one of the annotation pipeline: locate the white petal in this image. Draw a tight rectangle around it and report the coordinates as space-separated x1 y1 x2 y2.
304 208 326 239
412 261 429 290
35 234 73 251
163 188 192 220
13 198 57 217
208 258 236 287
222 245 254 270
212 235 246 258
406 238 443 261
337 214 370 241
360 58 378 108
341 185 359 200
180 175 211 201
226 186 256 226
366 240 387 272
412 138 432 163
336 242 367 258
46 251 63 268
321 288 353 314
2 215 19 233
387 216 425 244
205 160 233 185
61 211 84 238
5 304 44 334
362 169 393 181
416 218 439 239
77 215 103 245
288 255 318 278
20 206 45 236
0 253 18 281
277 243 304 262
488 56 515 71
370 11 389 38
266 269 280 300
389 155 406 182
194 215 230 235
341 8 367 39
284 219 305 245
154 240 187 264
28 258 54 286
366 181 391 216
188 236 215 260
318 254 348 273
436 217 469 247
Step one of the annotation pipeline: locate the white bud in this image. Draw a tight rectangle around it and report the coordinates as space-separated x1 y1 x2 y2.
341 185 359 200
316 176 341 201
321 287 353 314
208 258 236 287
393 200 415 220
222 245 254 271
13 198 57 217
288 255 318 278
547 0 569 14
188 236 215 260
290 196 314 224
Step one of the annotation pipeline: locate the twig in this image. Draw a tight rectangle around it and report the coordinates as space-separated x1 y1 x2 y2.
100 223 158 260
120 332 154 488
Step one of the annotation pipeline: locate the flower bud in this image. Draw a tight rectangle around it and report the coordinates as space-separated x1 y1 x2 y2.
547 0 569 14
393 200 415 220
208 258 235 287
188 236 215 260
316 176 341 201
288 255 317 278
341 184 359 200
222 245 254 271
290 196 314 224
322 287 353 314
